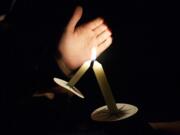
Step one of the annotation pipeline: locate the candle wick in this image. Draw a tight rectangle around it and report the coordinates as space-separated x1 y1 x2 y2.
90 60 95 67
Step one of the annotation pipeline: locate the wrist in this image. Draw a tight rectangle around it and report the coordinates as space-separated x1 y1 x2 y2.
56 57 75 78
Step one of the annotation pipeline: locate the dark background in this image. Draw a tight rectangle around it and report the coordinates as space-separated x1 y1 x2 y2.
1 0 179 134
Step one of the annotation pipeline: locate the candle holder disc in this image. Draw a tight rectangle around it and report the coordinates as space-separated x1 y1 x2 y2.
91 103 138 122
54 77 84 98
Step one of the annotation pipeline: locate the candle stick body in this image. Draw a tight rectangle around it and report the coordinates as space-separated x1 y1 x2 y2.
68 60 91 87
93 61 118 114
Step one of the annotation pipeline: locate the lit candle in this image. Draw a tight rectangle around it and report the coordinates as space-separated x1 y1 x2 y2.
67 60 91 87
92 48 119 114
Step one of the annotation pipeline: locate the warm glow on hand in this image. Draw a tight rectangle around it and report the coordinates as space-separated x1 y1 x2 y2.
91 47 97 61
57 6 112 75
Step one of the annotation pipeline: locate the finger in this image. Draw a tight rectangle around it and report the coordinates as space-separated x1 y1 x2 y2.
86 17 104 30
96 36 113 57
93 24 107 36
66 6 83 32
96 29 112 45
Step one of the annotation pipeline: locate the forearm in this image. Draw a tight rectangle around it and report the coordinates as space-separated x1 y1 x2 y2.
56 57 74 78
0 15 6 22
150 121 180 134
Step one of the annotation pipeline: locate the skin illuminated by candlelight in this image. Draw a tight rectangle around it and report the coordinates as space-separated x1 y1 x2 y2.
0 15 6 22
57 6 112 76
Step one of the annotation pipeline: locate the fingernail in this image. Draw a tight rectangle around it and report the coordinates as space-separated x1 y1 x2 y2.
98 17 104 23
108 27 112 33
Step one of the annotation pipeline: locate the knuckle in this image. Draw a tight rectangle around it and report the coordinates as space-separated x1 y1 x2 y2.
102 24 107 28
107 30 112 35
97 17 104 23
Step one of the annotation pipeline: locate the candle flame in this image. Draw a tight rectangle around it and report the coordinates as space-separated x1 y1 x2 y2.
91 47 96 60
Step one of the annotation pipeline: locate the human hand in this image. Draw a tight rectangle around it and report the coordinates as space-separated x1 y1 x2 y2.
150 121 180 134
33 86 73 100
57 6 112 76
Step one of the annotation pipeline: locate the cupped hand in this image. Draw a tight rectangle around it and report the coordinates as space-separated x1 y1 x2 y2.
57 6 112 75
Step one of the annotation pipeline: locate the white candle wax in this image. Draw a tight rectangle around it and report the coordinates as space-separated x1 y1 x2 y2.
93 60 118 114
67 60 91 87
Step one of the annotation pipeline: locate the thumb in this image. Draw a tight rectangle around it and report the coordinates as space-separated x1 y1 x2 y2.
66 6 83 32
